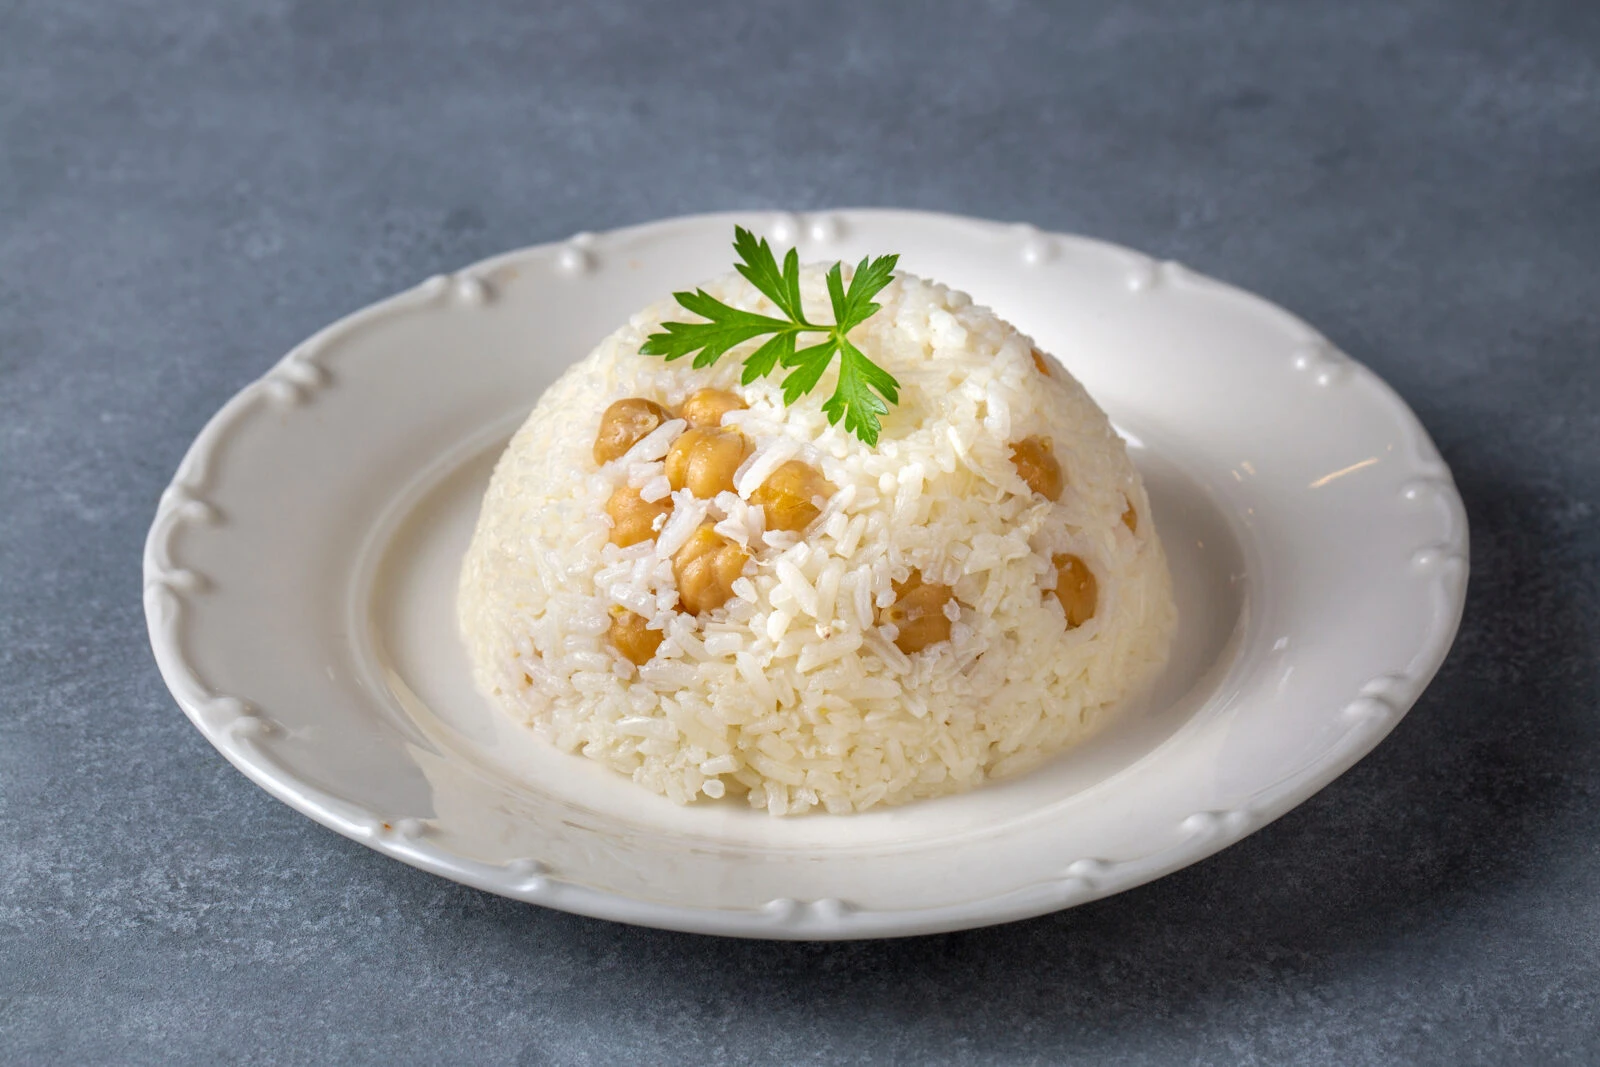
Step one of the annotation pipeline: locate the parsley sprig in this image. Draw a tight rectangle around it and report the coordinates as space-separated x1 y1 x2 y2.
639 227 902 445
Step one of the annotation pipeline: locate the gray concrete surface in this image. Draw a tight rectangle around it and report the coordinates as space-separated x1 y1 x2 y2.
4 0 1598 1063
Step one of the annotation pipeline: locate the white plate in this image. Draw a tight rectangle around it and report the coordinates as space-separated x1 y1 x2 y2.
144 210 1468 939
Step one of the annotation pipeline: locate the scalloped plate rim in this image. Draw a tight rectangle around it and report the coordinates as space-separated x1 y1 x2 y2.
143 208 1470 939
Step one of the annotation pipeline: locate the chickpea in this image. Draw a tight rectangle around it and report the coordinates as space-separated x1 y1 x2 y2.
608 606 664 666
1051 553 1098 628
1010 435 1064 501
1121 498 1138 533
879 570 955 654
680 388 747 428
594 398 672 465
673 524 749 615
752 460 834 533
605 485 672 547
665 426 749 499
1031 347 1052 376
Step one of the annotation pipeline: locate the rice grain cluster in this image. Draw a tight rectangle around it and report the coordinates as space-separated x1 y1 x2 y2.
459 266 1175 815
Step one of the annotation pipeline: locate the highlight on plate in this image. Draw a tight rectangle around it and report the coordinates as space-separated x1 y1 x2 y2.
458 227 1176 815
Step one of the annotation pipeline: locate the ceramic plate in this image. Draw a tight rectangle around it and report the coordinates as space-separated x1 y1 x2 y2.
144 210 1468 939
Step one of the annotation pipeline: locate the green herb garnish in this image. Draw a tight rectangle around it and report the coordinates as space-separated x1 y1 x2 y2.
639 227 901 446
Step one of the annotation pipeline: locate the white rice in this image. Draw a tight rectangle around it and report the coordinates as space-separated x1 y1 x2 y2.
458 266 1176 815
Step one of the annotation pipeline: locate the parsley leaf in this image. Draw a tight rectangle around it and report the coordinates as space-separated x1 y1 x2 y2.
639 226 902 445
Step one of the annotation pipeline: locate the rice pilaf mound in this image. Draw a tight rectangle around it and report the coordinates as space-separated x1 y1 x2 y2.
459 266 1175 815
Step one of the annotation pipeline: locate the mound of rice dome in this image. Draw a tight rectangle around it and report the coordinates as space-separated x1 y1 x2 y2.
459 265 1175 815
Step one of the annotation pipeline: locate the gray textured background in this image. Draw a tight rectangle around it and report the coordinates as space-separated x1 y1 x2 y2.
4 0 1598 1063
